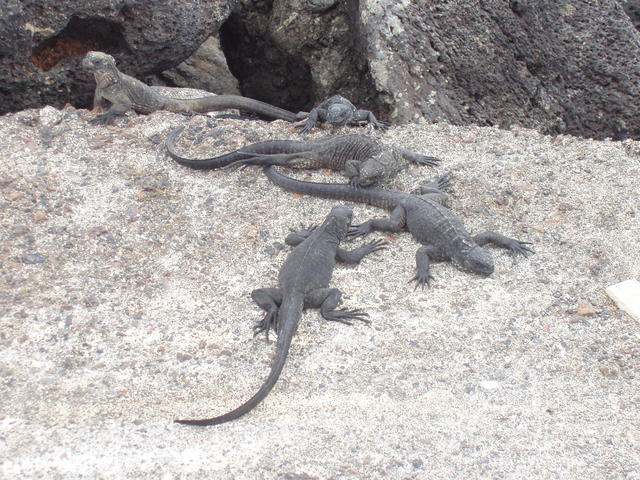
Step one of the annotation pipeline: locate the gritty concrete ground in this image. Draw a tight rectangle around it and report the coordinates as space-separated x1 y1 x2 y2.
0 105 639 479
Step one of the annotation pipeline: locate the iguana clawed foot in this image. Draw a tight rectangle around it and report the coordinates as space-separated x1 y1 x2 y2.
370 119 389 130
360 239 388 255
409 271 434 290
507 239 535 257
295 120 316 134
347 221 374 238
413 154 440 167
323 308 370 325
289 223 317 235
90 112 117 125
437 173 453 191
348 176 365 188
252 308 278 341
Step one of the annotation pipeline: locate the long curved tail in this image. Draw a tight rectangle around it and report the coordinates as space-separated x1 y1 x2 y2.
177 95 298 121
166 126 306 169
175 294 303 426
263 166 398 211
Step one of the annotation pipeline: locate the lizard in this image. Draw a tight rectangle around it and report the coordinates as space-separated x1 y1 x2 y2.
263 166 534 287
166 127 440 187
81 51 298 124
294 94 388 133
175 205 387 426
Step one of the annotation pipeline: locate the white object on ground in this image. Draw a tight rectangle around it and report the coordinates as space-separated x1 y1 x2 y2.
605 279 640 321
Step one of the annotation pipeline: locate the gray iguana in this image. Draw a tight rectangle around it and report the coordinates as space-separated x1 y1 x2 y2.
175 205 387 426
166 126 439 187
82 51 298 124
294 94 387 133
263 167 534 287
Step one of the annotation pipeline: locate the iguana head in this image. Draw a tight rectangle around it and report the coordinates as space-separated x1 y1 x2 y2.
326 104 353 127
82 51 117 72
451 241 494 276
323 205 354 239
354 159 385 187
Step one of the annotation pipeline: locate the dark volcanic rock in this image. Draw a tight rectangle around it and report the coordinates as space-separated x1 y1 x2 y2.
219 0 380 114
222 0 640 140
154 36 240 95
4 0 639 140
0 0 236 114
621 0 640 29
359 0 640 140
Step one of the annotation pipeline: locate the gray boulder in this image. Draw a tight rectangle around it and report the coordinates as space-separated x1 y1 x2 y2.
218 0 377 114
620 0 640 29
153 36 240 95
0 0 236 114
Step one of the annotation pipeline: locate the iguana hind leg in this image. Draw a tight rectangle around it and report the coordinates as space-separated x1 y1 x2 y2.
335 239 387 264
305 288 369 325
413 174 452 202
348 205 407 238
473 232 535 257
397 147 440 167
250 288 283 340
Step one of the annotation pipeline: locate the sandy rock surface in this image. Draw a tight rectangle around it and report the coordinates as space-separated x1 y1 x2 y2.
0 106 639 479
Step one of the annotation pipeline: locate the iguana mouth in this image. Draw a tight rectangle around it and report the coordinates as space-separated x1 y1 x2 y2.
81 57 97 70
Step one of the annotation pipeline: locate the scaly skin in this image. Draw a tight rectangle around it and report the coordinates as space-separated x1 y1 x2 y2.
166 127 440 187
175 205 387 426
295 94 388 133
82 51 298 124
263 167 534 288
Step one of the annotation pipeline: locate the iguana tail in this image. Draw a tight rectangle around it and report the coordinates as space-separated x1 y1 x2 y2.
166 126 306 169
167 95 298 121
263 166 400 211
224 152 308 171
175 294 303 426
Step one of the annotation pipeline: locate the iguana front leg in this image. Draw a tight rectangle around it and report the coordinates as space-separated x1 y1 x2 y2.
354 109 388 129
92 87 110 111
473 232 535 257
349 205 407 238
90 98 133 124
411 245 448 289
284 224 317 246
344 159 363 187
296 108 321 134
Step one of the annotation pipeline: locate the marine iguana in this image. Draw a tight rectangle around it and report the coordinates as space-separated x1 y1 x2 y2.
166 127 439 187
263 167 534 287
175 205 387 426
295 95 387 133
82 51 298 124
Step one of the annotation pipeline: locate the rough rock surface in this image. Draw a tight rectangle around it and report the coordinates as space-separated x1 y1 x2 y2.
153 36 241 95
223 0 640 140
621 0 640 29
0 0 236 114
1 107 639 478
